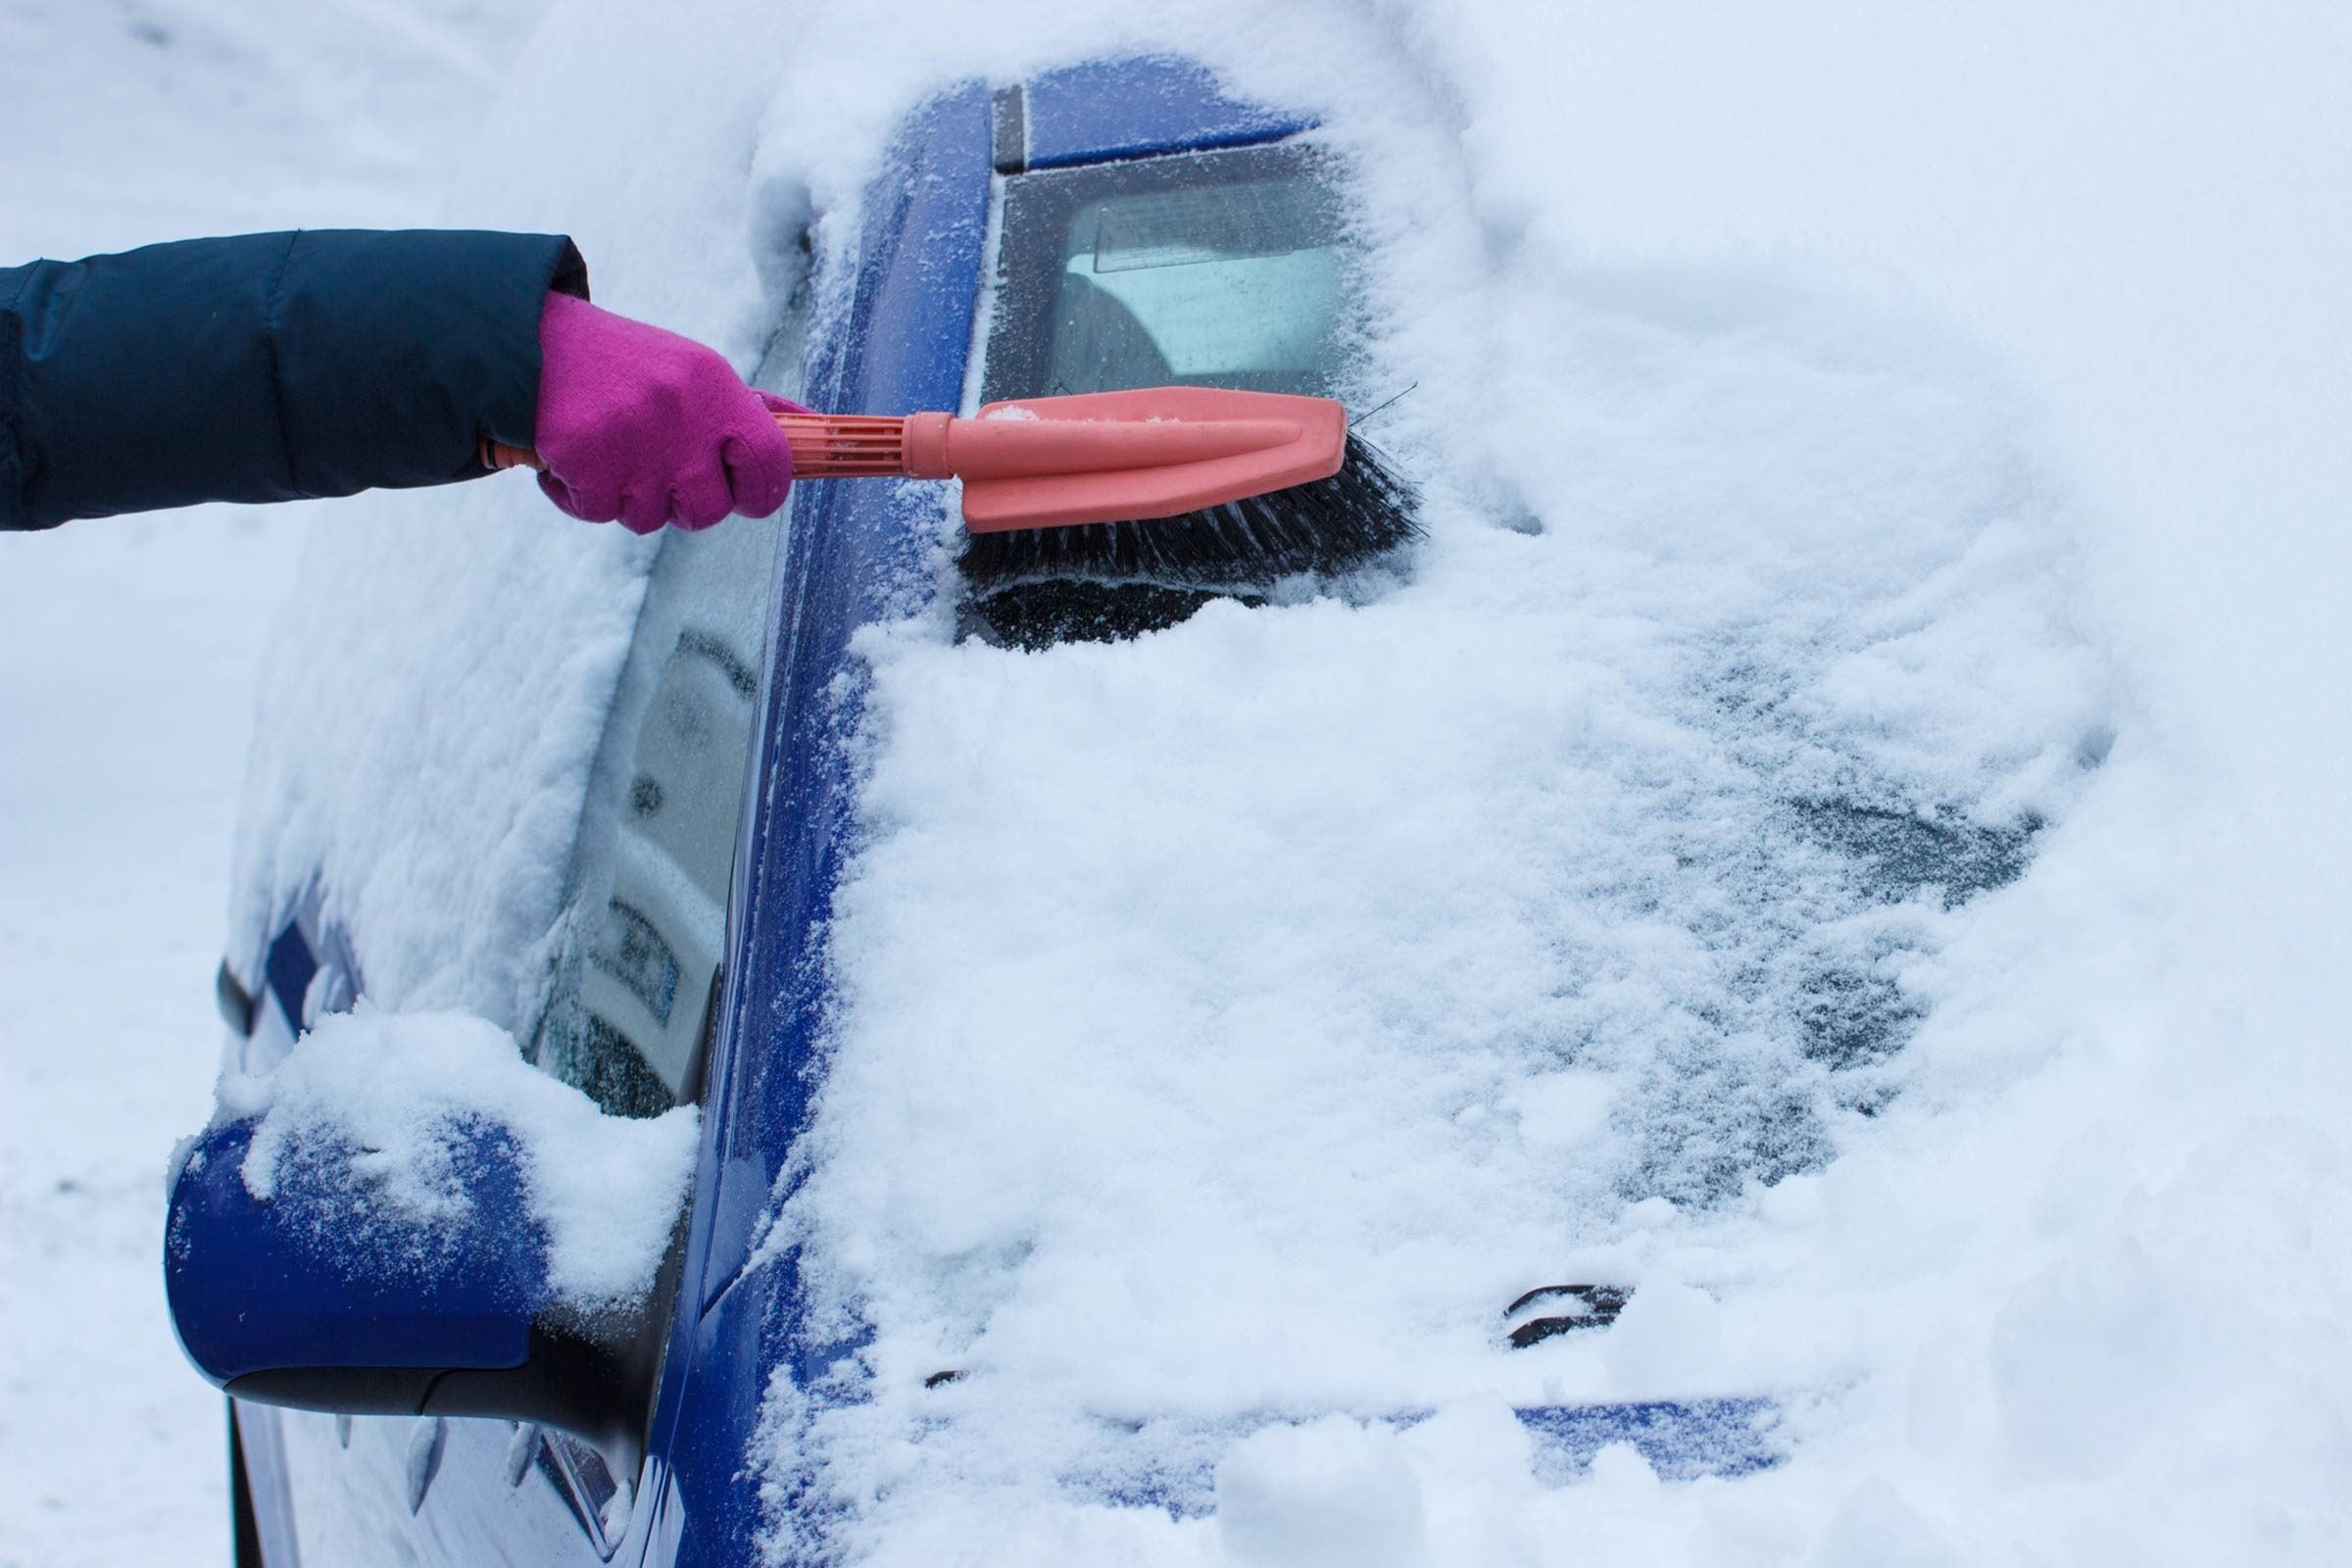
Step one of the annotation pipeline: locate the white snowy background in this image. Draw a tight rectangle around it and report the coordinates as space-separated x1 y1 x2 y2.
4 2 2349 1565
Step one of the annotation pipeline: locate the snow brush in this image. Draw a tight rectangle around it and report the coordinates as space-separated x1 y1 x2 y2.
948 388 1417 648
489 385 1414 584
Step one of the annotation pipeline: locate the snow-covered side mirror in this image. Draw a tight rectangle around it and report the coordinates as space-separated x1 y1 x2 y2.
162 1007 699 1468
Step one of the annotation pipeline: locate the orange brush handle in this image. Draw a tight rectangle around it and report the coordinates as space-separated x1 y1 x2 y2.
479 411 911 477
482 408 1319 481
480 388 1347 532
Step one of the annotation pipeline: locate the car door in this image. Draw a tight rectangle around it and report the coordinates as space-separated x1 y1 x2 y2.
219 316 808 1568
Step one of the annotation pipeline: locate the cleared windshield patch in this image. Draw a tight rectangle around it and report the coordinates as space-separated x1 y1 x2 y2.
986 144 1354 404
968 142 1413 646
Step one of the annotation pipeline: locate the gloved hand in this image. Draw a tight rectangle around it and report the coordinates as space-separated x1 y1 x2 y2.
532 291 797 534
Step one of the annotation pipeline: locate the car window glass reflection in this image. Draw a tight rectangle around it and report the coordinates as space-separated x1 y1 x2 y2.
534 512 780 1117
985 143 1351 404
1051 176 1345 395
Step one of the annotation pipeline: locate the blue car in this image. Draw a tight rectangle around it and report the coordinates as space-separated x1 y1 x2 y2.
170 58 1774 1567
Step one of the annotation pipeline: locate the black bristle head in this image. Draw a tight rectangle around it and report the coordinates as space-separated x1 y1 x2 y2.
957 430 1420 599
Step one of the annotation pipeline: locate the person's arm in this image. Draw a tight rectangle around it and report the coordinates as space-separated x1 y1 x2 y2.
1 229 585 530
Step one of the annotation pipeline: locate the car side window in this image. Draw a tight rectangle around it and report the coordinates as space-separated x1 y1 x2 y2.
499 284 811 1554
529 300 806 1117
531 514 781 1117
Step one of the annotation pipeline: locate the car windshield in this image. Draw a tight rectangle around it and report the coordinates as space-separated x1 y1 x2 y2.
981 142 1351 403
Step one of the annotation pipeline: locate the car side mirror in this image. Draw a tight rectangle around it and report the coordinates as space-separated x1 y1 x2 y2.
165 1113 673 1469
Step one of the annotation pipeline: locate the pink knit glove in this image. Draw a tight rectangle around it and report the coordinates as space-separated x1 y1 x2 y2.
533 291 798 534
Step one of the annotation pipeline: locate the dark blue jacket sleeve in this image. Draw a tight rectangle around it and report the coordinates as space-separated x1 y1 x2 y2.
0 229 587 530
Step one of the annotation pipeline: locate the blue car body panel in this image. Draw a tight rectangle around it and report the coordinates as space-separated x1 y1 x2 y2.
220 57 1779 1567
1020 55 1315 168
685 78 995 1328
260 923 318 1033
651 76 997 1566
172 1119 543 1383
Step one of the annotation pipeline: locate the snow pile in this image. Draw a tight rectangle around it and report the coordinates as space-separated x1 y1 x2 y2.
759 168 2109 1566
219 1005 697 1306
227 492 656 1028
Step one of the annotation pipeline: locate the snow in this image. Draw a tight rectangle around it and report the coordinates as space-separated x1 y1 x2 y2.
1216 1416 1428 1568
4 1 2349 1565
735 2 2352 1562
224 477 656 1025
0 0 530 258
222 1006 698 1307
0 508 300 1562
222 0 801 1023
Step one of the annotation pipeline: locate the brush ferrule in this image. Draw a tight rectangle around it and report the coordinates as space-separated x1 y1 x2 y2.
775 414 912 477
902 412 954 479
